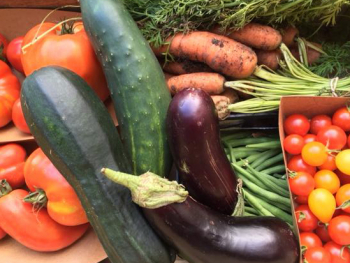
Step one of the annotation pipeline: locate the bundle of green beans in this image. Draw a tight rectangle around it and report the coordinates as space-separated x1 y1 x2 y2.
221 131 293 225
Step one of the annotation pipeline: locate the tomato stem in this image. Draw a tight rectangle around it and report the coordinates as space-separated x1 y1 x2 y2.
23 188 48 210
0 180 12 197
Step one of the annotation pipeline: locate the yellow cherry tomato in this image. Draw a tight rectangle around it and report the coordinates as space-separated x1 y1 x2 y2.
301 142 328 167
308 188 336 223
336 149 350 175
314 169 340 194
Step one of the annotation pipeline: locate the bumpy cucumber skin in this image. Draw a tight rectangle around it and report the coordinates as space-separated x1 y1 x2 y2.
80 0 172 177
21 67 175 263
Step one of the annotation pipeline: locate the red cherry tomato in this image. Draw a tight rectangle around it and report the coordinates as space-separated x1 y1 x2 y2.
0 162 25 189
300 232 322 250
310 114 332 135
317 125 347 150
6 36 24 73
328 215 350 246
336 169 350 185
315 224 331 243
348 134 350 148
284 114 310 136
332 107 350 132
304 247 332 263
318 154 337 171
287 155 317 175
324 241 350 263
12 98 31 134
294 195 309 205
302 142 328 166
284 134 305 155
0 143 26 169
295 205 318 232
304 134 317 144
289 171 315 196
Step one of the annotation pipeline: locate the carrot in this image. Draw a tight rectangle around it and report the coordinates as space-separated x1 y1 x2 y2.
291 42 322 65
281 26 299 47
211 89 239 120
211 23 282 51
167 72 225 95
162 58 213 75
256 49 282 70
153 31 257 79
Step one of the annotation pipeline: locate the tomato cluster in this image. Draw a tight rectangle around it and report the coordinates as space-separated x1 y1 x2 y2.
283 107 350 263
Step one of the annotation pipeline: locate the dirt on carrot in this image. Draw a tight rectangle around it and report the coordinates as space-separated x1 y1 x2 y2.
161 58 213 75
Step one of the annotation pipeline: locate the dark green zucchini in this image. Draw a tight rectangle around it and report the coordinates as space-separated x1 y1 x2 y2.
21 66 175 263
80 0 172 177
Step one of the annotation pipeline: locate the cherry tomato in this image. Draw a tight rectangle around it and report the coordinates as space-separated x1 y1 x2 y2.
289 171 315 196
284 134 305 155
304 134 317 144
0 227 6 240
300 232 322 249
318 154 337 171
336 184 350 214
6 36 24 73
314 170 340 194
348 134 350 148
284 114 310 136
294 195 309 205
317 125 347 150
304 247 331 263
315 224 331 243
287 155 317 176
336 149 350 175
302 142 328 166
0 162 25 189
0 143 26 169
336 169 350 185
11 98 31 134
324 241 350 263
308 188 336 223
328 215 350 245
310 114 332 135
295 205 318 231
332 107 350 132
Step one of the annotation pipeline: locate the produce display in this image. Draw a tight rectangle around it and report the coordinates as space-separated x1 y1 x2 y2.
0 0 349 263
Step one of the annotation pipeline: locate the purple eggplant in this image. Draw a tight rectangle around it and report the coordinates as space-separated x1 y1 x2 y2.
166 88 237 215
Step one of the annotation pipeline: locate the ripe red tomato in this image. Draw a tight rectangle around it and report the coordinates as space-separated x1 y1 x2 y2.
348 134 350 148
336 184 350 214
310 114 332 135
317 125 347 150
0 162 25 189
294 195 309 205
318 154 337 171
284 114 310 136
324 241 350 263
12 98 31 134
0 143 26 169
314 170 340 194
289 171 315 196
302 141 328 166
304 134 317 144
0 227 6 240
0 33 8 59
300 232 322 249
287 155 316 175
6 36 24 73
328 215 350 245
332 107 350 132
315 224 331 243
304 247 332 263
284 134 305 155
295 205 318 231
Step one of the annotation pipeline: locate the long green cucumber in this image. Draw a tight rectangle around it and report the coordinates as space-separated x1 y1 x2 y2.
80 0 172 177
21 66 175 263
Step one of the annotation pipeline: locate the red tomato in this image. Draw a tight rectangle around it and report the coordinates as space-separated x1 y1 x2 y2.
0 33 8 59
0 143 26 169
6 36 24 73
289 171 315 196
332 107 350 132
284 114 310 136
317 125 347 150
324 241 350 263
294 195 309 205
336 169 350 185
295 205 318 231
0 226 6 240
302 142 328 166
304 134 317 144
310 114 332 135
284 134 305 155
300 232 323 250
318 154 337 171
314 170 340 194
0 188 89 251
287 155 317 175
328 215 350 246
0 162 25 189
348 134 350 148
315 224 331 243
24 148 88 226
336 184 350 214
304 247 332 263
12 98 31 134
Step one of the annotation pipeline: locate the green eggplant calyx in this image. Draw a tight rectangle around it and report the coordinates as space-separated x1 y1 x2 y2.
102 168 188 209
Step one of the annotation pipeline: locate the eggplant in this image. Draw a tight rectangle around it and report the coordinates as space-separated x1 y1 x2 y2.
102 169 300 263
166 88 238 215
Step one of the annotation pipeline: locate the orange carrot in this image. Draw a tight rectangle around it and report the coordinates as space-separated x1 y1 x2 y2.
211 23 282 51
153 31 257 79
167 72 225 95
281 26 299 47
256 49 282 70
291 42 322 65
162 58 213 75
211 89 239 120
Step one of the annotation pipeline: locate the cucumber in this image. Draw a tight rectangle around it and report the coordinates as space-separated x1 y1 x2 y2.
80 0 172 177
21 66 175 263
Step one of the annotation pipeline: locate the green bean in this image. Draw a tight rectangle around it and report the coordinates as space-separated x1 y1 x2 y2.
221 131 253 142
244 206 259 215
243 189 274 217
235 152 262 167
233 165 267 190
223 137 276 148
254 153 284 171
245 141 281 149
261 164 287 174
231 150 261 159
251 149 281 169
243 211 257 217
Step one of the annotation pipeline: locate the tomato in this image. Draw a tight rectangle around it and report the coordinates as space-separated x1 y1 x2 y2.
289 171 315 196
0 60 21 127
310 114 332 135
284 134 304 155
324 241 350 263
348 134 350 148
304 247 332 263
309 188 336 223
287 155 317 175
12 98 30 134
294 195 309 205
0 187 89 251
304 134 317 144
0 33 8 59
0 162 25 189
302 142 328 166
336 149 350 175
0 226 6 240
6 36 24 73
336 169 350 185
284 114 310 136
0 143 26 169
300 232 322 250
314 170 340 194
317 125 347 150
24 148 88 226
318 154 337 171
21 22 109 101
336 184 350 213
315 224 331 243
295 205 318 231
328 215 350 246
332 107 350 132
